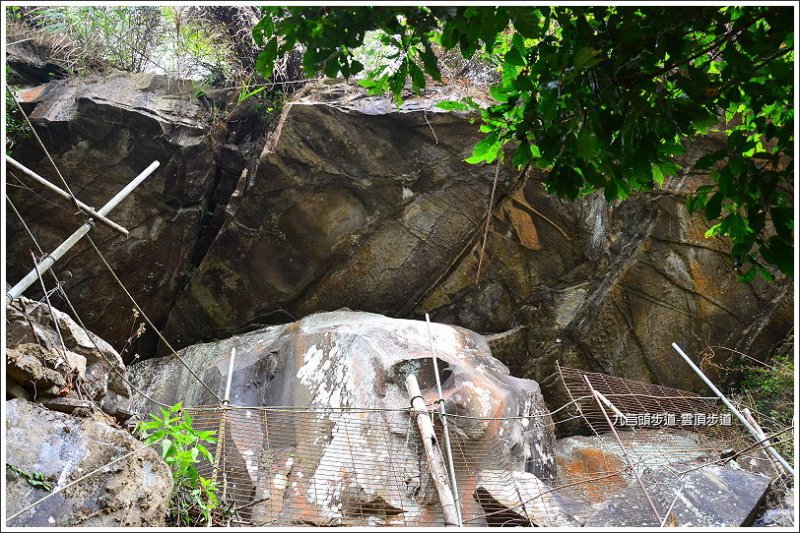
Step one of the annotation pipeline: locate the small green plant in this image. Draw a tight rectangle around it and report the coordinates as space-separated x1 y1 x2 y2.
5 73 31 155
6 464 54 491
137 402 219 526
740 353 794 461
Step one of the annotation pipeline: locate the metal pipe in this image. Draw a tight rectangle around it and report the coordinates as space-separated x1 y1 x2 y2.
671 342 795 476
223 347 236 404
6 161 159 303
584 375 664 525
6 155 130 236
425 313 462 526
406 374 461 527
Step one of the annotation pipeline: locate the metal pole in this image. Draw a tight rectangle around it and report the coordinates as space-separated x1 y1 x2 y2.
406 374 461 527
6 155 130 236
210 347 236 526
583 375 664 525
223 347 236 404
671 342 795 476
6 161 159 303
425 313 462 526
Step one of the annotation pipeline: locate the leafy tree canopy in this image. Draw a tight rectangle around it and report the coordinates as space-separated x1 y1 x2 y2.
253 6 794 281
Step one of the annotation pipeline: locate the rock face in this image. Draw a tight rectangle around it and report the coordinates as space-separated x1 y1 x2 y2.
129 311 558 526
6 296 130 419
5 399 173 527
6 72 218 352
161 83 516 346
6 73 793 397
158 81 792 396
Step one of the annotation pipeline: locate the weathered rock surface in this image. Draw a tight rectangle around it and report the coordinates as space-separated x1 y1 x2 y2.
6 296 130 418
5 399 173 527
554 430 772 527
129 311 557 525
161 83 515 347
6 72 218 351
6 74 793 398
159 81 792 397
5 28 68 85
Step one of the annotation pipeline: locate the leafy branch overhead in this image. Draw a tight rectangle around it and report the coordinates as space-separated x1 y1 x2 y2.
253 6 794 281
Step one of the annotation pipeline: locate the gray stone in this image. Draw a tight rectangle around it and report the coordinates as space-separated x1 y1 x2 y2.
161 83 516 349
585 463 770 527
6 74 792 398
6 296 129 415
5 399 173 527
554 431 773 527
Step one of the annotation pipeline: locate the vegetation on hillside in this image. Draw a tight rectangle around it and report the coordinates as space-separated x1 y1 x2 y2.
739 353 795 462
253 6 794 281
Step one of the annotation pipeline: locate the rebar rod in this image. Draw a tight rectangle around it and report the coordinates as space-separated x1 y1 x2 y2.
671 342 794 476
7 161 159 303
6 155 130 235
425 313 462 526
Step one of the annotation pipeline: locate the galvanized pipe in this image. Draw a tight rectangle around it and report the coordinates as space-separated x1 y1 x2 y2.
6 161 159 303
671 342 795 476
425 313 462 526
6 155 130 236
223 347 236 404
406 374 461 527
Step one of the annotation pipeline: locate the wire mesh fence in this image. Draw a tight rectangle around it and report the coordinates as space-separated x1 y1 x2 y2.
550 365 790 526
184 404 583 527
555 364 782 478
180 366 789 527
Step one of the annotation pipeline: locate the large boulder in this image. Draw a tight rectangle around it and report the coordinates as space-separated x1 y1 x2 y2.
161 82 516 347
5 399 173 527
6 74 792 398
6 72 218 352
129 311 558 526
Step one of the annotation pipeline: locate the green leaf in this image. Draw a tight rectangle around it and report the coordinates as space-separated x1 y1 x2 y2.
577 125 599 160
511 9 541 38
436 100 470 111
255 39 278 79
421 42 442 81
512 141 531 168
705 223 722 238
574 47 599 69
466 131 501 164
761 236 793 276
408 61 426 93
504 47 525 67
705 192 724 220
652 164 665 186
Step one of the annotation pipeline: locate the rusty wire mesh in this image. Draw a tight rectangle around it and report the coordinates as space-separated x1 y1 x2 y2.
555 365 780 476
550 365 787 526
